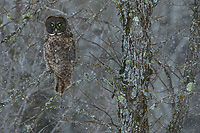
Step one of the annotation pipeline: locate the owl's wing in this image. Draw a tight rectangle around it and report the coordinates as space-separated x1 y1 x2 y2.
63 36 76 64
70 39 76 64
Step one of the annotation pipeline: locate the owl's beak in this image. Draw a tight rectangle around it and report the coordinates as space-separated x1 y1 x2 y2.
54 28 58 35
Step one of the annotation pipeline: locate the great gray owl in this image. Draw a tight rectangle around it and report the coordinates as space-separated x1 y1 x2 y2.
44 15 75 95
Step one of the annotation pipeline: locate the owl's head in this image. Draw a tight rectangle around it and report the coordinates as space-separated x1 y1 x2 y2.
45 16 68 35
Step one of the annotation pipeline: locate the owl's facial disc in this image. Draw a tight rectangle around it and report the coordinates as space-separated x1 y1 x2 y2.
45 16 67 35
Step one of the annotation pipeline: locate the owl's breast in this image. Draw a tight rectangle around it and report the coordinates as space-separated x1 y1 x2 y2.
44 35 75 69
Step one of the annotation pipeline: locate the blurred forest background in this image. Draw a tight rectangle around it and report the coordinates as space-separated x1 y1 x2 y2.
0 0 199 132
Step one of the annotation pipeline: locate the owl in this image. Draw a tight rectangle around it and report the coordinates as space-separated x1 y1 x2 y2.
44 15 75 95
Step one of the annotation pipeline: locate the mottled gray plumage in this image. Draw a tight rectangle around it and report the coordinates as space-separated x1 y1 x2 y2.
44 16 75 94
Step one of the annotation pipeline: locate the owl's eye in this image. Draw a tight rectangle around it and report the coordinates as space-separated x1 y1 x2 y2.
50 23 54 27
58 23 62 26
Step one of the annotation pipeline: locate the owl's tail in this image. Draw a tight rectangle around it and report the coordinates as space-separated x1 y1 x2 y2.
54 75 71 95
